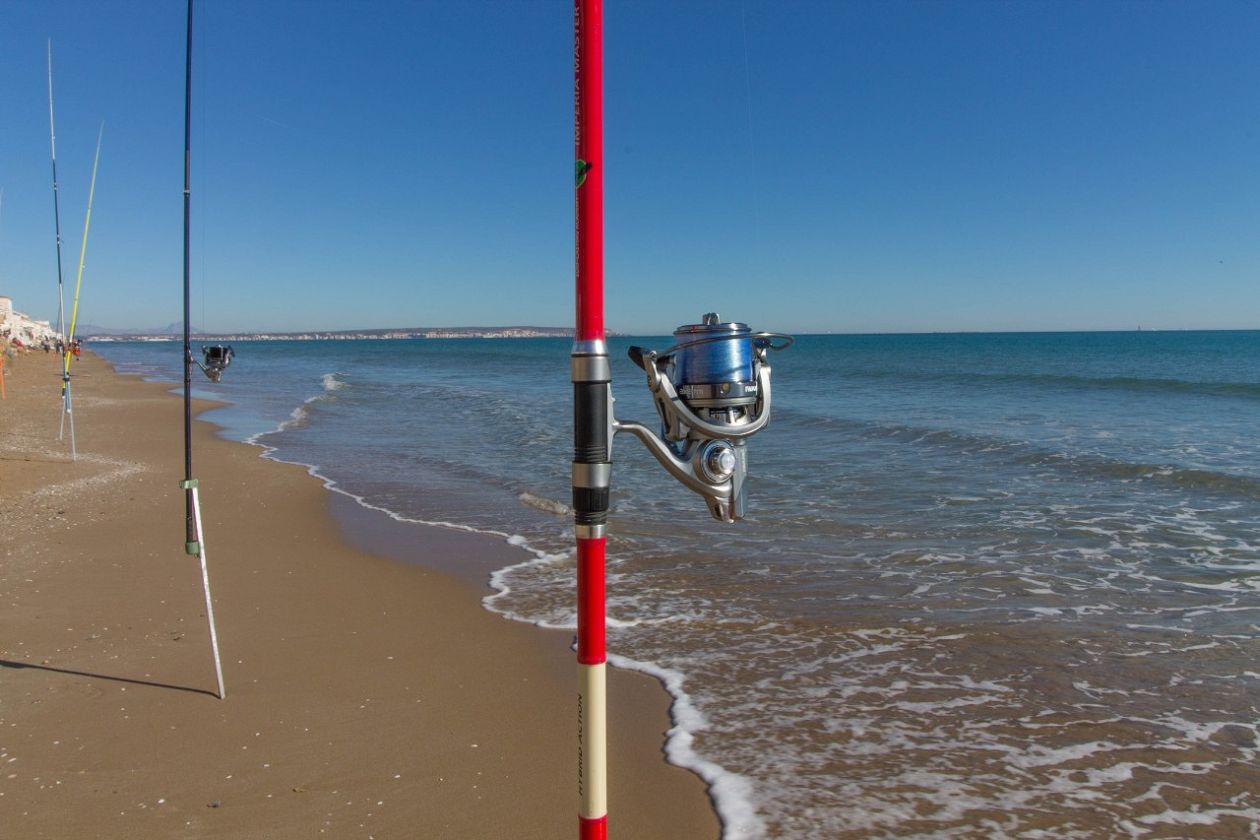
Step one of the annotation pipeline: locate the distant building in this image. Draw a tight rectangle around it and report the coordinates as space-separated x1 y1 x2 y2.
0 294 59 344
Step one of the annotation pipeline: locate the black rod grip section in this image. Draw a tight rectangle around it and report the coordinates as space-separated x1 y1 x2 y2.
573 382 608 464
572 488 609 525
573 381 609 525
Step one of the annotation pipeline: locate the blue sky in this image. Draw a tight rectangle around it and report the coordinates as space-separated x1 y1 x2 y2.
0 0 1256 335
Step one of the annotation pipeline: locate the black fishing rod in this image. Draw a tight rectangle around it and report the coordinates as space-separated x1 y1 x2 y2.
183 0 195 550
47 42 70 427
47 42 66 352
181 0 225 700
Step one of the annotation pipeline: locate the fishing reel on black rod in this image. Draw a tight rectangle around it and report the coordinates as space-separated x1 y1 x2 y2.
194 344 234 383
614 313 792 523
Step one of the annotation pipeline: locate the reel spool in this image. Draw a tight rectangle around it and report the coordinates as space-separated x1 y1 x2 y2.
620 313 792 522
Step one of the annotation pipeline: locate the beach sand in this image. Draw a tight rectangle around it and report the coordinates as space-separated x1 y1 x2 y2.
0 351 720 839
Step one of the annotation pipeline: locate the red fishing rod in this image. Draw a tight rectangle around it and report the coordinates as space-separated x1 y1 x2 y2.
571 3 790 836
572 1 608 837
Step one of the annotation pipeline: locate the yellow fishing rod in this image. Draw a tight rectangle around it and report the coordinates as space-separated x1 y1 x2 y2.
60 122 103 461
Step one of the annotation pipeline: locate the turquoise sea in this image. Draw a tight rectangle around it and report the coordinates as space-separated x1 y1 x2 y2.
95 330 1260 838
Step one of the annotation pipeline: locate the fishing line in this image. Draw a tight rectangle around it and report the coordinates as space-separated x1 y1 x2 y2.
199 3 208 336
739 0 763 261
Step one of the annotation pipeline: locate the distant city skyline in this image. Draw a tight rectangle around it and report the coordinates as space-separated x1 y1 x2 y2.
0 1 1256 335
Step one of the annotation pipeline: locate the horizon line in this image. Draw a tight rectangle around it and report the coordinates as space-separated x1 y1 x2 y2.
77 325 1260 338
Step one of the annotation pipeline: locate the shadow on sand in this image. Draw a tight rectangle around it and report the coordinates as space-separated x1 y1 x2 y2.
0 659 218 698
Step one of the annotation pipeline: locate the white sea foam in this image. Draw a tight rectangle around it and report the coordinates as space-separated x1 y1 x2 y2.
1125 623 1195 633
244 387 332 444
1123 804 1260 832
483 541 579 630
606 653 766 840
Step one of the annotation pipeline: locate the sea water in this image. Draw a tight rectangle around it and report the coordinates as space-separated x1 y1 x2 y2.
96 331 1260 838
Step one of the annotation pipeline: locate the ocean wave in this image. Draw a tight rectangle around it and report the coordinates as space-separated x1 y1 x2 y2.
1029 453 1260 501
776 408 1260 501
244 371 346 443
244 395 319 441
840 367 1260 400
111 361 173 382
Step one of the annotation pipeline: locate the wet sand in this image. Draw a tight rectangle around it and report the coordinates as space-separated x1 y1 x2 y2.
0 351 719 839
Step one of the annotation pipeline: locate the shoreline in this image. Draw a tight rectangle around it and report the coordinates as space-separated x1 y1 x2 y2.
124 347 764 837
0 351 721 838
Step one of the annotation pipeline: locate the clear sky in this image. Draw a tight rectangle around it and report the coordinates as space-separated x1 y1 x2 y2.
0 0 1256 335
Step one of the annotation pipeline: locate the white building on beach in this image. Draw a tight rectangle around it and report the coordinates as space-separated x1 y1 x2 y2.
0 295 59 345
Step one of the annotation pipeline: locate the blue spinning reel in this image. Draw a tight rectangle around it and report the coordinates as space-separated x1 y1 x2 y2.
619 313 792 522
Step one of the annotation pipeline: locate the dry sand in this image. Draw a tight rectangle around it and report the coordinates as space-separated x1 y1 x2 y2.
0 351 720 839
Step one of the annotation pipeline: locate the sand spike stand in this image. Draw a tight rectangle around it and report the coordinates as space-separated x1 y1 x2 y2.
183 479 225 699
573 0 608 837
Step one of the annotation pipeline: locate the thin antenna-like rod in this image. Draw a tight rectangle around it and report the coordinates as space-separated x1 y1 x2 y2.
183 0 195 542
47 40 67 342
61 122 103 462
49 40 72 446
